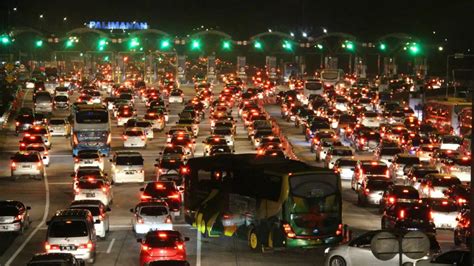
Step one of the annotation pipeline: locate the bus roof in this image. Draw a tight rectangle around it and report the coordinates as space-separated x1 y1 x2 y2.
186 154 328 174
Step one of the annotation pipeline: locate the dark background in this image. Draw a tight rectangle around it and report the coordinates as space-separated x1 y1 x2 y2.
0 0 473 51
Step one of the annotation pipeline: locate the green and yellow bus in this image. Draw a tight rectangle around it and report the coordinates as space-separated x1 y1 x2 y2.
183 154 343 251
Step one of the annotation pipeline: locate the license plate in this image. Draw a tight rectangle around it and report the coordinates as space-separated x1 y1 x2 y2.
22 165 31 168
86 193 95 198
1 226 8 230
84 160 93 164
60 245 76 251
126 171 134 175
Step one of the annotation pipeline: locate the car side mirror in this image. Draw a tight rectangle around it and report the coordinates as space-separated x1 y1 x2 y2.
140 188 144 192
27 206 31 210
130 208 134 213
184 237 190 241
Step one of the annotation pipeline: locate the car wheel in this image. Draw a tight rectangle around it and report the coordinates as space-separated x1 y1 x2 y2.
329 256 346 266
248 228 261 252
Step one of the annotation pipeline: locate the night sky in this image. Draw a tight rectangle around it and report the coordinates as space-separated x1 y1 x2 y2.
1 0 473 50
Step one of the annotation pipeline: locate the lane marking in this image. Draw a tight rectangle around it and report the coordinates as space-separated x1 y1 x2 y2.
5 174 49 266
48 182 71 185
106 238 116 254
196 228 202 266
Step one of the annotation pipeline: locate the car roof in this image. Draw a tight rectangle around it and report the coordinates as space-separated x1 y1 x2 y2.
70 200 105 208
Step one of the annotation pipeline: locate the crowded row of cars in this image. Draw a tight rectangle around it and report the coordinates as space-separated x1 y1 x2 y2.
278 75 471 265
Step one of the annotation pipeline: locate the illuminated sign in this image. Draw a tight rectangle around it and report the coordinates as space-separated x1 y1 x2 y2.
88 21 148 30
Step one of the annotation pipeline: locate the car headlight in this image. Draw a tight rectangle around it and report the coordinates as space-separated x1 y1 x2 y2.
324 247 331 254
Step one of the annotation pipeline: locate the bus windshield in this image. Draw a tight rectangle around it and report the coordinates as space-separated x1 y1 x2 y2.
289 174 340 231
76 111 108 124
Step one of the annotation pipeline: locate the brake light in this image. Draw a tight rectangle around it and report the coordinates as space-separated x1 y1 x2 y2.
15 122 20 126
141 194 152 200
385 170 390 177
141 244 150 252
388 197 395 204
74 187 80 194
457 198 467 205
282 223 296 238
364 188 370 194
165 215 172 224
37 162 42 169
336 224 343 235
168 193 180 199
45 242 59 251
73 134 79 145
11 162 16 169
180 166 189 174
141 135 145 140
122 135 128 140
107 133 112 145
137 216 144 224
399 209 405 219
78 241 94 250
101 186 108 193
176 243 184 250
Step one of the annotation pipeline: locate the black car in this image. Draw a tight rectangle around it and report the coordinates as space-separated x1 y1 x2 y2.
454 208 471 246
381 202 436 235
140 181 181 215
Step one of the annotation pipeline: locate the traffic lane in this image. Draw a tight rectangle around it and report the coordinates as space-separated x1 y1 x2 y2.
263 103 456 251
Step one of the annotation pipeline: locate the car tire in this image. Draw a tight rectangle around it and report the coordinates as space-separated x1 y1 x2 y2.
248 227 261 252
329 256 346 266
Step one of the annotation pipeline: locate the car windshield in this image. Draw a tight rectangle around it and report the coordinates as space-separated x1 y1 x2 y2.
13 153 39 162
338 160 357 167
432 178 461 187
77 180 104 189
78 153 99 159
453 158 471 166
26 146 46 152
367 180 393 190
381 148 402 156
76 111 108 123
430 200 458 212
442 136 462 144
49 119 65 125
54 96 68 102
70 206 100 216
396 157 420 165
144 183 174 198
126 130 144 136
403 206 431 220
332 149 353 156
116 156 144 165
140 206 168 216
0 206 19 216
214 128 232 135
48 221 88 237
362 164 388 175
146 235 181 247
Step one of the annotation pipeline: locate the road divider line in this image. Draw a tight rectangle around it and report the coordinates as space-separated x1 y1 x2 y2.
5 174 49 266
196 229 202 266
48 182 71 185
106 238 116 254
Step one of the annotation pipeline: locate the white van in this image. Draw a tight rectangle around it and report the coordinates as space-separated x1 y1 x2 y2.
110 151 145 183
34 92 53 114
45 209 97 263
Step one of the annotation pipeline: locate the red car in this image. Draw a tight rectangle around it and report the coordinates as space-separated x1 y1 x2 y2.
138 230 189 266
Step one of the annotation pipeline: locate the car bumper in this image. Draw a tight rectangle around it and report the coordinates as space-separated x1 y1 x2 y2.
74 194 110 206
46 249 93 260
285 234 342 248
12 168 42 176
0 222 21 232
113 172 145 183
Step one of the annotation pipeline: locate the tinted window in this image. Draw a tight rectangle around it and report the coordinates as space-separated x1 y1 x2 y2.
430 201 458 212
395 157 420 165
367 180 393 191
49 119 65 125
77 181 104 189
125 130 144 136
361 165 388 175
140 206 168 216
214 128 232 135
432 178 461 187
332 149 353 156
146 235 181 248
48 221 88 237
76 111 108 123
116 156 143 165
0 206 19 216
13 153 40 162
337 160 357 167
70 206 100 216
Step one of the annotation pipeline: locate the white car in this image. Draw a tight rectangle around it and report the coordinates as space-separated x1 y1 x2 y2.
110 151 145 183
440 156 471 183
131 202 173 235
168 90 184 103
48 118 71 137
333 158 357 180
123 128 147 148
74 179 113 206
325 146 354 169
69 200 111 239
144 113 166 132
74 150 104 171
416 144 439 163
428 199 458 229
10 151 45 180
360 112 381 128
439 135 463 151
25 143 49 166
324 230 422 266
125 119 154 139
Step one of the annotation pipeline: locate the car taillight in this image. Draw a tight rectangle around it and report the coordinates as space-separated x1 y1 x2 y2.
101 186 108 192
73 134 79 145
385 170 390 177
457 198 467 205
388 197 395 204
141 244 150 252
11 162 16 169
282 223 296 238
168 193 180 200
137 216 144 224
364 188 370 194
399 209 405 219
37 162 42 169
45 242 60 251
122 135 128 140
74 187 80 194
141 194 152 200
335 224 343 235
165 215 172 224
14 214 23 222
176 243 184 250
78 241 94 250
15 122 20 126
141 135 145 140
